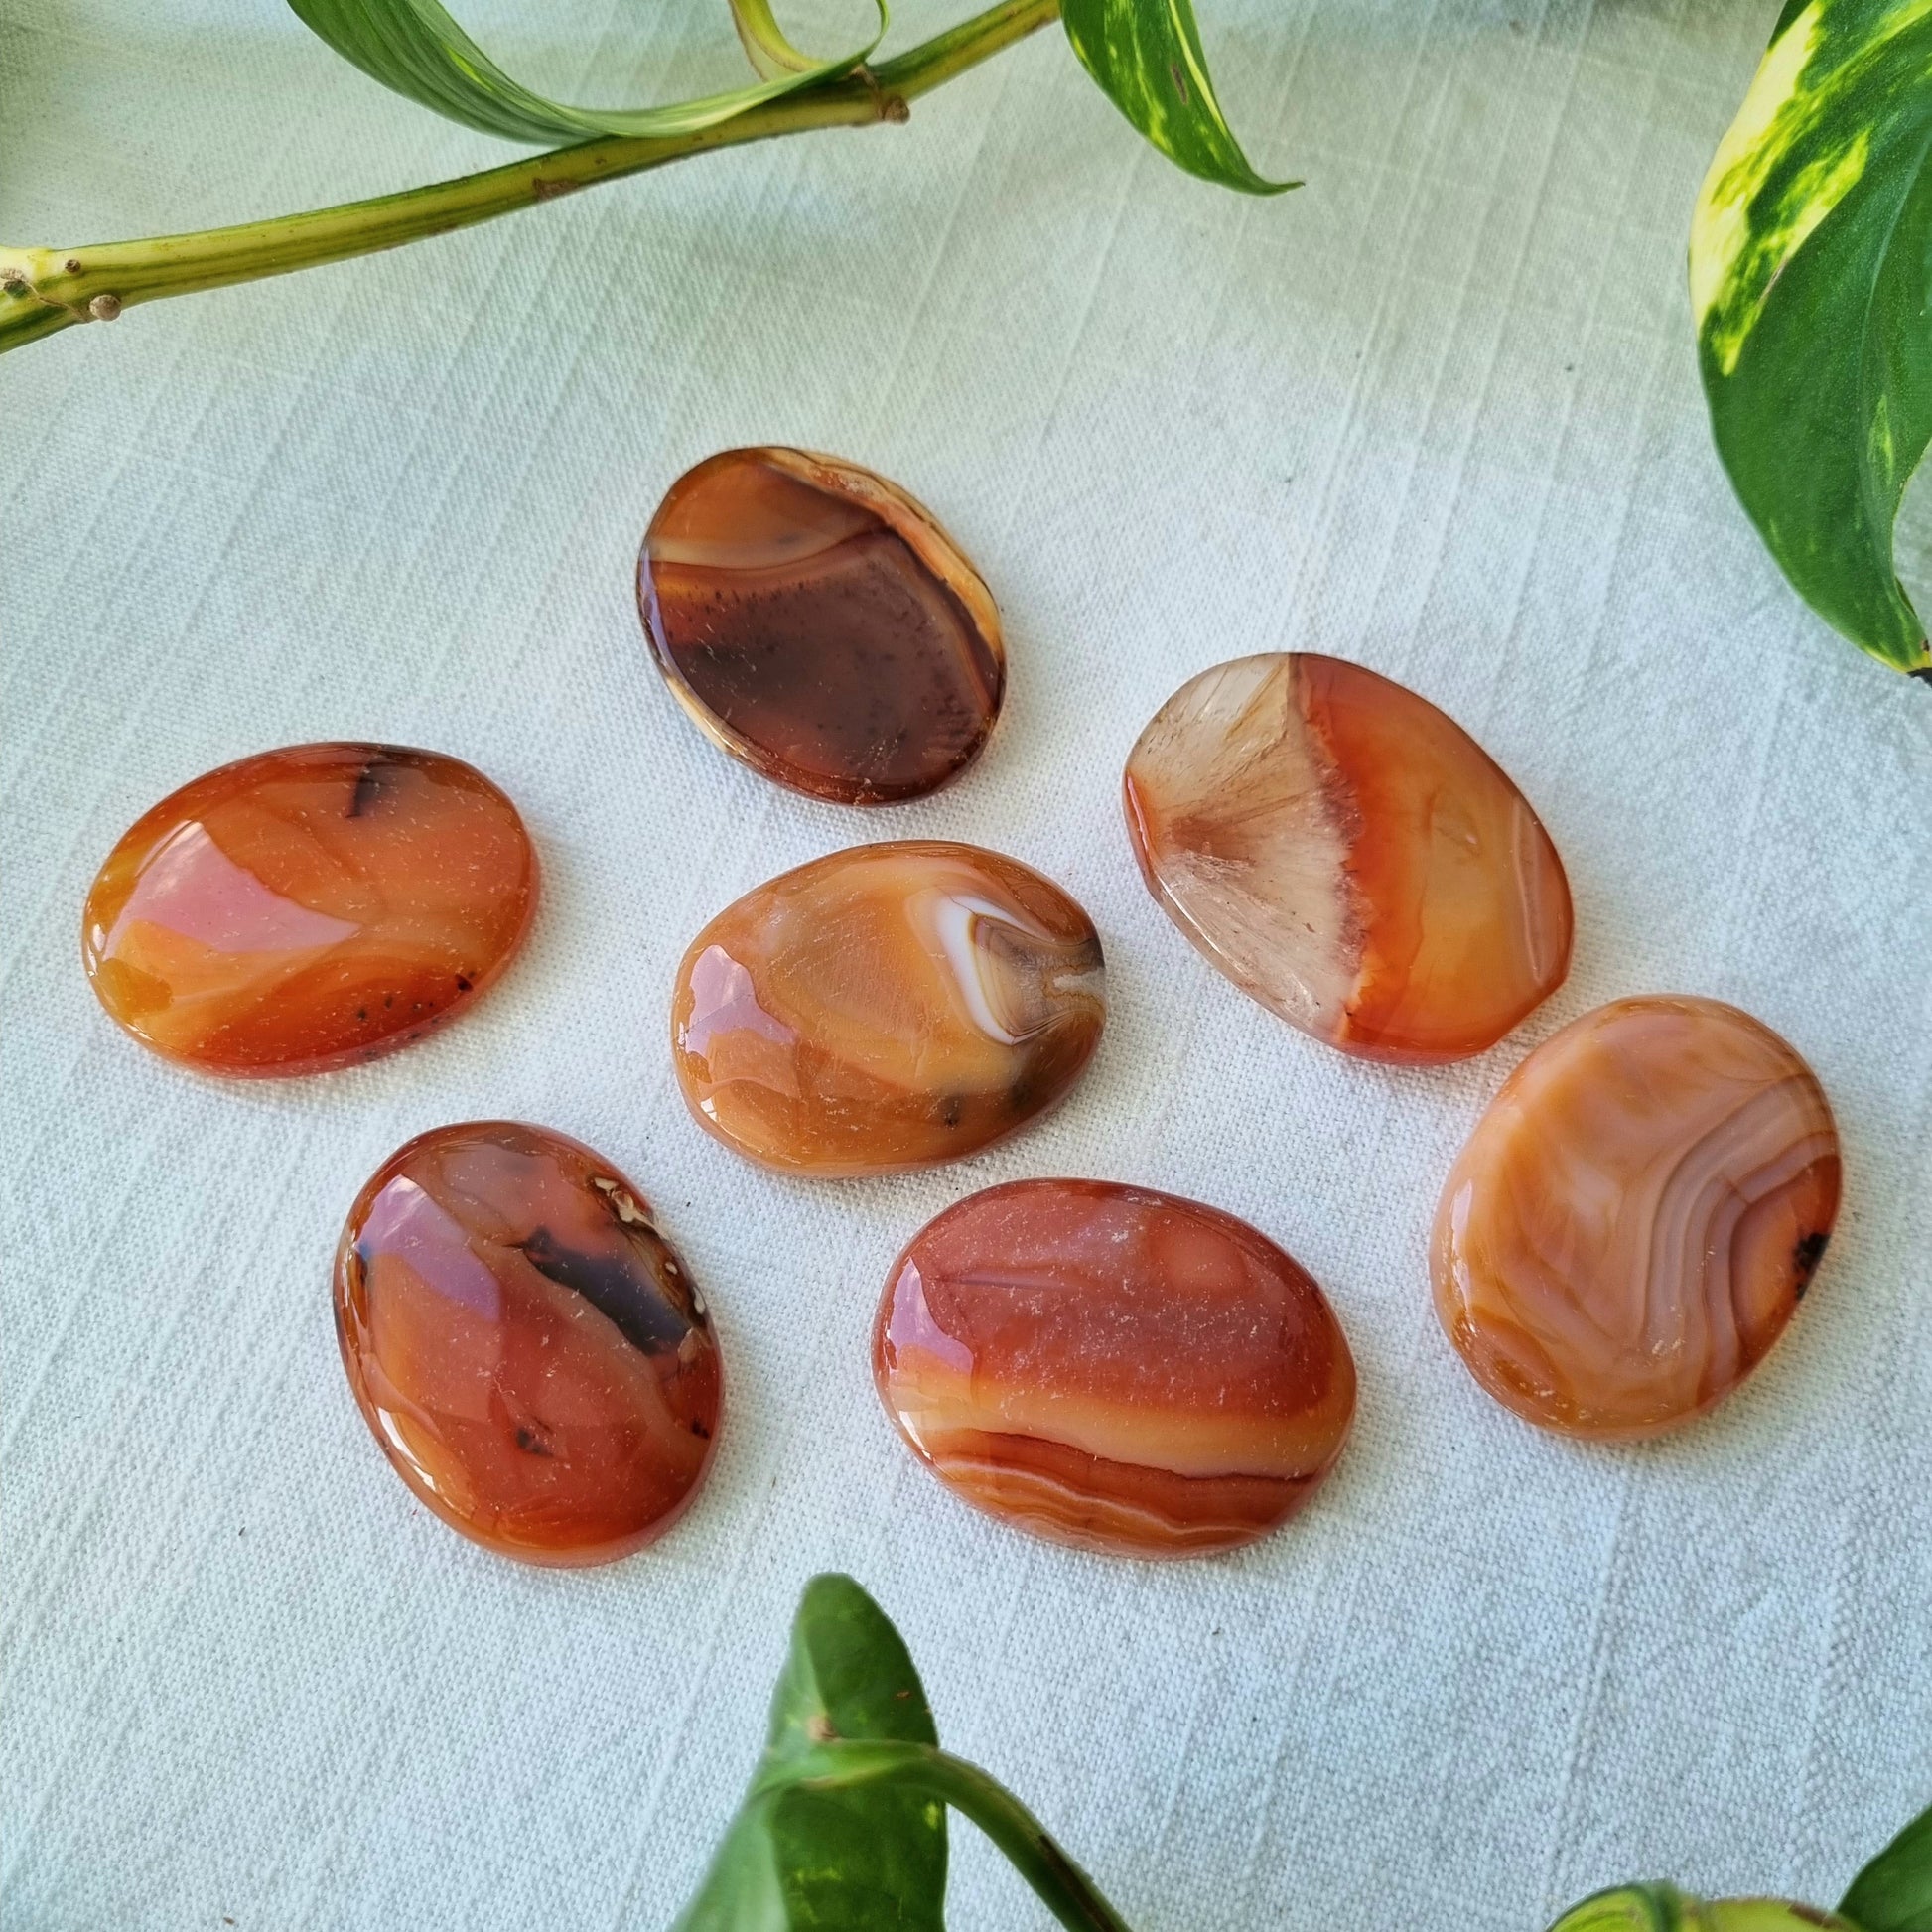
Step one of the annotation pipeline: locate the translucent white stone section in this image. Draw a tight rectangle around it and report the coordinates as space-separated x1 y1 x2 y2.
1124 653 1359 1035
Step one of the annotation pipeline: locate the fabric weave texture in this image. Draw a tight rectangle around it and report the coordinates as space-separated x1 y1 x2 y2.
4 0 1931 1925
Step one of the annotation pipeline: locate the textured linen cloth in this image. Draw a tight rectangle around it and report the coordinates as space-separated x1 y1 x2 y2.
5 0 1931 1924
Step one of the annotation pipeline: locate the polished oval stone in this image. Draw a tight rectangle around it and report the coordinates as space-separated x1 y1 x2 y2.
638 447 1005 804
874 1178 1356 1558
82 743 538 1076
1123 653 1573 1064
334 1121 722 1565
1433 996 1841 1440
671 841 1104 1177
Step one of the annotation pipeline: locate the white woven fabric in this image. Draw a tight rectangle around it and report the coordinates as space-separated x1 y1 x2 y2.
6 0 1931 1924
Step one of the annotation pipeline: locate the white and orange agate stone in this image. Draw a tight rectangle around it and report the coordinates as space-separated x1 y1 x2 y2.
1433 996 1841 1440
671 842 1105 1177
874 1178 1356 1558
1123 653 1572 1064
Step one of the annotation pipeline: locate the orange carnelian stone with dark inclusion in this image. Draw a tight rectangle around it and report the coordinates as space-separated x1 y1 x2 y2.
639 448 1005 804
874 1179 1356 1558
671 842 1105 1177
82 743 538 1076
335 1122 722 1566
1124 654 1572 1064
1434 996 1840 1440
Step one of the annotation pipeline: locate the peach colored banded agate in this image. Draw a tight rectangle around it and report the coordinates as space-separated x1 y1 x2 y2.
335 1122 722 1566
1123 653 1572 1064
874 1179 1356 1558
1433 996 1841 1440
671 842 1105 1177
82 743 537 1076
639 447 1005 804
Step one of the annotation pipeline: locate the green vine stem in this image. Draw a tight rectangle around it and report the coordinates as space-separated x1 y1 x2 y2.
772 1737 1135 1932
0 0 1058 357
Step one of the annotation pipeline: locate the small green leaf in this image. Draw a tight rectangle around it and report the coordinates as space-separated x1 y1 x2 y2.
674 1577 1135 1932
672 1575 946 1932
758 1573 938 1768
1842 1800 1932 1932
1690 0 1932 674
1060 0 1294 194
286 0 885 145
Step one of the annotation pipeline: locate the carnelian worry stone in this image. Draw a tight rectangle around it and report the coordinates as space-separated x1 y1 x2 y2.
1433 996 1841 1440
334 1121 722 1566
1123 653 1572 1064
672 842 1105 1177
82 743 537 1076
874 1179 1356 1558
638 447 1005 804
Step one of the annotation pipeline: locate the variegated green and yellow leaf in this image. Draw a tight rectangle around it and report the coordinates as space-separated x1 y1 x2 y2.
1547 1886 1863 1932
287 0 884 146
1061 0 1295 194
1691 0 1932 674
1546 1883 1708 1932
729 0 823 82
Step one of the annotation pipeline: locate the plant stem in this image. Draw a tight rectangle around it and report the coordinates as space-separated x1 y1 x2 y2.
0 0 1059 357
777 1739 1136 1932
874 0 1058 92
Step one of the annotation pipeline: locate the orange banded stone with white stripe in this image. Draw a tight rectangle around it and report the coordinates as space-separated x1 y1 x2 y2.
873 1178 1356 1558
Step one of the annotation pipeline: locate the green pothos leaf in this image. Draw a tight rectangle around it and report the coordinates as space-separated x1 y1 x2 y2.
671 1575 946 1932
1061 0 1295 194
1841 1800 1932 1932
1690 0 1932 674
286 0 884 145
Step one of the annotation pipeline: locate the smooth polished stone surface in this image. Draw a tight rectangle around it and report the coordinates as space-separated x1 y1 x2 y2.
672 842 1104 1177
1124 653 1572 1064
82 743 538 1077
335 1122 721 1565
639 447 1005 804
1433 996 1841 1440
874 1178 1356 1557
